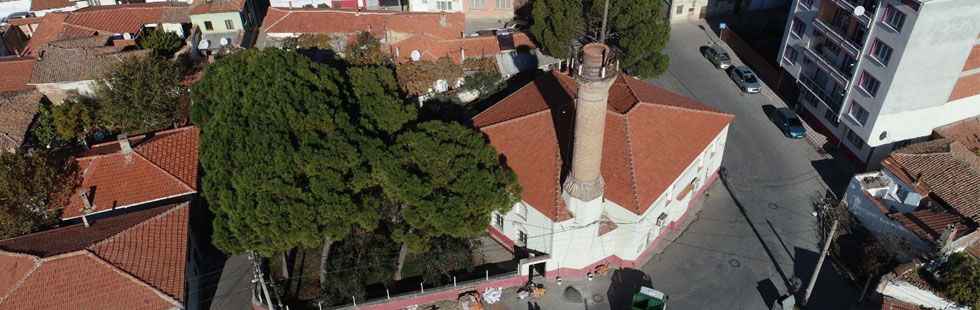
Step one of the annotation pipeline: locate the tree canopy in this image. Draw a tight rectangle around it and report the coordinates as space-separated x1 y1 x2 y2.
0 151 72 238
96 54 182 135
190 48 379 256
139 28 183 58
530 0 670 78
344 32 389 67
375 121 521 254
937 252 980 308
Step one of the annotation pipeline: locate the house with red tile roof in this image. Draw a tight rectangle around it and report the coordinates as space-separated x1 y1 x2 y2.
258 7 556 71
188 0 260 52
0 56 36 94
59 126 199 221
474 44 734 278
0 89 43 153
27 35 150 102
845 137 980 260
0 202 208 310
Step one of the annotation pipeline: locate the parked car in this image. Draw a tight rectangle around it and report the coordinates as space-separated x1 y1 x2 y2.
730 66 761 93
769 108 807 138
704 45 733 69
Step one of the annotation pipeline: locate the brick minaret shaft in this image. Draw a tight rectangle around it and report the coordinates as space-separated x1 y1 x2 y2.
562 43 617 202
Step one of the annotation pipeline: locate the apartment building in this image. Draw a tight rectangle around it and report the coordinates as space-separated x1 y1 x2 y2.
777 0 980 169
405 0 515 19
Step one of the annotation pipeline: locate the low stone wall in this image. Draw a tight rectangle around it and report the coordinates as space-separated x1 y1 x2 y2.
329 272 525 309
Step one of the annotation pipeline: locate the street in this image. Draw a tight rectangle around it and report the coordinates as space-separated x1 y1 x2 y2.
636 21 859 309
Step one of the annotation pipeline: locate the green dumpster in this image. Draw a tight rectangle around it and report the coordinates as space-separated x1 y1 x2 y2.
631 287 667 310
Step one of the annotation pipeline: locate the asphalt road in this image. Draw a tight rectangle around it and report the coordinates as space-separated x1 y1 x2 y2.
636 21 860 309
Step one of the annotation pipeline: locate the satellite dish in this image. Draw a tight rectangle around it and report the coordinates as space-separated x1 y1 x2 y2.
198 39 211 49
122 32 132 40
410 50 421 61
220 37 231 46
853 6 865 16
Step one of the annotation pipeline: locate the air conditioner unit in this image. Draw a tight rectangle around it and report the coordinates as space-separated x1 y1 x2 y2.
656 213 667 227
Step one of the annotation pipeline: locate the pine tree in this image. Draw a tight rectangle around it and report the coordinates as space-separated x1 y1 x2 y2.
531 0 670 78
96 55 182 135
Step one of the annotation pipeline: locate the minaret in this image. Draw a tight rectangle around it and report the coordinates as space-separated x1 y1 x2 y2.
563 43 617 225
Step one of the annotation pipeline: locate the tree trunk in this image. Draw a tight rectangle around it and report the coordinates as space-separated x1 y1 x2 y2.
281 251 290 279
394 242 409 281
320 238 332 287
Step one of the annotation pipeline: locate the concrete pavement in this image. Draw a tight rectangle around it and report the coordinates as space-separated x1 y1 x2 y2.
637 20 860 309
209 255 256 310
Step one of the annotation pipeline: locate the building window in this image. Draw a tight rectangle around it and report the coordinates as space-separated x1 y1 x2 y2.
848 102 869 126
494 0 510 9
494 213 503 227
675 5 683 14
517 230 528 245
437 1 452 10
859 71 880 97
870 39 893 65
204 21 214 31
803 91 818 107
824 109 840 127
846 129 865 149
896 186 909 201
784 46 799 64
791 18 805 38
516 202 528 218
224 20 234 30
825 43 840 56
883 5 906 32
799 0 813 9
470 0 485 9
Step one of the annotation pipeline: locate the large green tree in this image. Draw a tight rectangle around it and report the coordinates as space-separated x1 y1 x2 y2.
530 0 670 78
190 48 380 270
96 54 182 135
373 121 521 280
139 28 183 58
0 151 72 238
937 252 980 308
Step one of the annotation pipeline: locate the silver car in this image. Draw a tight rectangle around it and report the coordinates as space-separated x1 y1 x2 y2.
705 45 733 69
730 66 761 93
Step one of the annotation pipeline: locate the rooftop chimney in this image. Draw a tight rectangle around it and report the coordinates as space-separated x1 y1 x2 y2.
562 43 617 202
118 134 132 153
939 223 958 253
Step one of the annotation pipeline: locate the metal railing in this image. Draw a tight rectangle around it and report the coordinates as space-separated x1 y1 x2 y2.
811 19 862 57
829 0 872 25
802 47 850 86
798 74 844 113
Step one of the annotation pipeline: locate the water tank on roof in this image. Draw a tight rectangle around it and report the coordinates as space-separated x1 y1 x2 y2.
220 37 231 46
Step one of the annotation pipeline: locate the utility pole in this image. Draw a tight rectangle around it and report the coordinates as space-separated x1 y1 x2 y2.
252 252 277 310
599 0 610 44
802 219 838 306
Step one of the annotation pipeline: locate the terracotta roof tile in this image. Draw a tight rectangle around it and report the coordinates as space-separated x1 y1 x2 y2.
88 203 189 301
0 204 175 257
0 251 181 310
889 209 972 245
968 241 980 260
0 57 37 93
61 126 198 220
29 0 72 11
0 203 189 308
0 90 42 151
189 0 247 15
881 296 924 310
63 3 191 36
20 13 70 57
935 116 980 151
261 8 392 36
29 35 150 84
474 71 734 220
885 139 980 220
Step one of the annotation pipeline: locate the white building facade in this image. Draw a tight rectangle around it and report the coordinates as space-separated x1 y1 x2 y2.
777 0 980 169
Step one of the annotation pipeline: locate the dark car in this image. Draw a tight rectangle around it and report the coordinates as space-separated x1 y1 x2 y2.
769 108 806 138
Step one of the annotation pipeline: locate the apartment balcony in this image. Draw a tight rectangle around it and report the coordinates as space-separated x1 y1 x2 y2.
811 19 862 57
825 0 873 26
798 73 845 113
802 46 850 85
